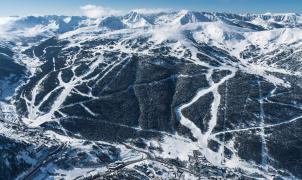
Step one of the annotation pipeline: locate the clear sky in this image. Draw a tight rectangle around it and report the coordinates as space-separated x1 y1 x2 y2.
1 0 302 16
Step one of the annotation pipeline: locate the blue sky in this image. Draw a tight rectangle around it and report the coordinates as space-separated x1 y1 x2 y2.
1 0 302 16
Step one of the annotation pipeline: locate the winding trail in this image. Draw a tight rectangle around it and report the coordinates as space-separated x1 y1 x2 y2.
176 66 236 166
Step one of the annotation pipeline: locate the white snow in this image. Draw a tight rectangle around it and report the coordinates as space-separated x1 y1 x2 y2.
63 17 72 23
153 135 198 161
22 21 59 37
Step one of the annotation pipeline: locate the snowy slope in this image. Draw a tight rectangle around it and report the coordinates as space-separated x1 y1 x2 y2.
0 11 302 179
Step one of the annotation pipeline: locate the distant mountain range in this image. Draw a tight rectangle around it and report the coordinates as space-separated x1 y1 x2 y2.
0 11 301 38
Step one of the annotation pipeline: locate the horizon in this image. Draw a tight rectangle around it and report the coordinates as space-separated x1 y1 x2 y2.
1 9 301 18
0 0 302 17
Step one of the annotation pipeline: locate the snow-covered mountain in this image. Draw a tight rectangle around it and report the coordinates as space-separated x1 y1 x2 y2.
1 11 301 38
0 11 302 179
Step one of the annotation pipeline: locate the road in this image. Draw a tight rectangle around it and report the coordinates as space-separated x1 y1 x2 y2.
22 143 66 180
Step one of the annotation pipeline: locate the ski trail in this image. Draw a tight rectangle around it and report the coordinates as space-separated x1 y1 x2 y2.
176 66 236 166
52 57 56 71
221 80 228 165
80 103 96 117
27 74 50 121
204 71 221 139
27 71 74 127
210 114 302 137
23 54 116 127
258 79 268 170
174 44 274 176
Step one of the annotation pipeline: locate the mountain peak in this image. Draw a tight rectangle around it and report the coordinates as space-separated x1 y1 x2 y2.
123 11 153 27
99 16 126 30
